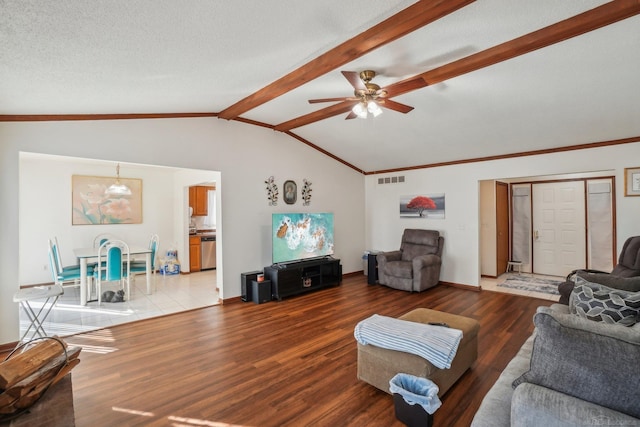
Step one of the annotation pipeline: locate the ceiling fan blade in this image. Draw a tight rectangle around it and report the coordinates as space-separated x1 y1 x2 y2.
342 71 365 90
344 111 358 120
308 97 350 104
380 99 414 114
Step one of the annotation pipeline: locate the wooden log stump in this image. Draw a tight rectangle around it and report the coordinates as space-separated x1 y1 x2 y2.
0 337 81 421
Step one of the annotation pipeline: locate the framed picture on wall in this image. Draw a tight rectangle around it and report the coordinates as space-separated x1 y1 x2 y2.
399 193 445 218
72 175 143 224
283 180 297 205
624 167 640 197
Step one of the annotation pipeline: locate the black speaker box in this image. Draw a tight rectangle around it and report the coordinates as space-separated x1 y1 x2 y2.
241 270 262 302
252 280 272 304
367 253 379 285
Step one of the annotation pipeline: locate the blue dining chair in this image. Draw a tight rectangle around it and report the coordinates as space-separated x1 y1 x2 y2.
48 243 84 289
49 237 87 273
93 239 130 304
130 234 160 279
93 233 119 248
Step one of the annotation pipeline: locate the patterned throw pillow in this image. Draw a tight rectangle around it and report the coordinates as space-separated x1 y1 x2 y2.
570 277 640 326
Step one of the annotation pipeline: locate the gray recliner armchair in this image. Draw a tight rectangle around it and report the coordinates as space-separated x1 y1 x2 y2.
558 235 640 304
377 229 444 292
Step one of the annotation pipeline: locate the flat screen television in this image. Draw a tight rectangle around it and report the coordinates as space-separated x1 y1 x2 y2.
272 212 334 264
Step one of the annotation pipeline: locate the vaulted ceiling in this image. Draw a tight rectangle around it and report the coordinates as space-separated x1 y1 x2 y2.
2 1 639 173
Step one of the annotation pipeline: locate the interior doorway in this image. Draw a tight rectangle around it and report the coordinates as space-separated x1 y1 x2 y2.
511 177 615 277
480 172 616 280
19 153 222 333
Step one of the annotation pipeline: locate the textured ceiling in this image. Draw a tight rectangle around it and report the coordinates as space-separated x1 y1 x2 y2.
2 0 639 173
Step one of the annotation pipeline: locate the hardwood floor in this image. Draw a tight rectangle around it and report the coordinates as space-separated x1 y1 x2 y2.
60 274 552 426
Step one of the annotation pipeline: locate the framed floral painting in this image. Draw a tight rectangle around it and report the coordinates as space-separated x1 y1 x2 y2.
72 175 143 225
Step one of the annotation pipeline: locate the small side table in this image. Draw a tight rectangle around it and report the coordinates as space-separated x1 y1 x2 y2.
506 261 523 274
13 284 63 345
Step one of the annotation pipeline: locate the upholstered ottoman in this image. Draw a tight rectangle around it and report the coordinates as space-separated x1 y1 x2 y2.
357 308 480 396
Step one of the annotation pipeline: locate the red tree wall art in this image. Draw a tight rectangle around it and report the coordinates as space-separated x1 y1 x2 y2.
406 195 436 217
400 193 445 218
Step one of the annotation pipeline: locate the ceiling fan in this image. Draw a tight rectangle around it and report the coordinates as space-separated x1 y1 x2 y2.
308 70 416 119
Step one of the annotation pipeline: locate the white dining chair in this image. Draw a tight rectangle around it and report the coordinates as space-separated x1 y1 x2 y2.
93 233 119 248
93 239 130 304
50 236 93 274
130 234 160 280
48 241 84 289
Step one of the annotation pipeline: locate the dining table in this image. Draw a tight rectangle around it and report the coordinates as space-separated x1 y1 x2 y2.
74 245 152 305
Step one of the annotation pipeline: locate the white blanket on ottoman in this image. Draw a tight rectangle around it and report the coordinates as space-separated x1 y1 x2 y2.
354 314 463 369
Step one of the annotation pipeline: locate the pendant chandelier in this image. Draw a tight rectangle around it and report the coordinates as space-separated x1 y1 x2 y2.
105 163 132 196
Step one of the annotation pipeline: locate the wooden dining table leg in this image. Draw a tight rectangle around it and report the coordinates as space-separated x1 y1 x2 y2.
145 252 151 294
80 258 88 305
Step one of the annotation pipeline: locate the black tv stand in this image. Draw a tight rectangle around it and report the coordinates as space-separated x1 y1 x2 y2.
264 258 342 300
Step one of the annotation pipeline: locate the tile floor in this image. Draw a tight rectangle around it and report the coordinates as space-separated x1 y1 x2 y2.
19 270 219 339
480 272 561 301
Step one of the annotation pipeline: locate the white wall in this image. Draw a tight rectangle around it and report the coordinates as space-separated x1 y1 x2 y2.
365 142 640 288
1 118 365 344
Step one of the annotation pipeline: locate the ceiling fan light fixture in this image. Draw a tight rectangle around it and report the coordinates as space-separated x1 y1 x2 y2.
352 102 368 119
105 163 132 196
367 101 383 117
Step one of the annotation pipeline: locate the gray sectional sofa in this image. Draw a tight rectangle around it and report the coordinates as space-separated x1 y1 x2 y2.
472 301 640 426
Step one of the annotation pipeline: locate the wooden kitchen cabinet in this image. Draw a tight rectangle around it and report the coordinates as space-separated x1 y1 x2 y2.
189 236 201 272
189 187 196 213
189 186 210 216
194 186 208 216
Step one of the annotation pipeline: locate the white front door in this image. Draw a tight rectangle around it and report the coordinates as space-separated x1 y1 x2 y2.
532 181 586 277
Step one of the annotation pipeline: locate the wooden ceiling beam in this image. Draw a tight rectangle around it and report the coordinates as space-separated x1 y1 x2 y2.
413 0 640 89
277 0 640 131
0 112 218 122
274 101 355 132
217 0 476 120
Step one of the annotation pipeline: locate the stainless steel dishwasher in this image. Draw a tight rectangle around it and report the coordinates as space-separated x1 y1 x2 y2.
200 236 216 270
